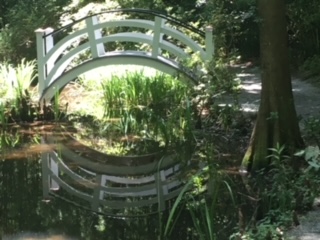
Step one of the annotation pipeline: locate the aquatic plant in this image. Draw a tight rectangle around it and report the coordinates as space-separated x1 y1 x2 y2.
97 71 195 154
0 59 37 102
163 142 237 240
0 103 8 128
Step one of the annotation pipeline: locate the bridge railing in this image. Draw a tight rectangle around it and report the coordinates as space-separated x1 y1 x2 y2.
35 9 214 99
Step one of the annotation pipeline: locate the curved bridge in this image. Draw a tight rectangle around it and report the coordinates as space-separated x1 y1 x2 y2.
35 9 214 102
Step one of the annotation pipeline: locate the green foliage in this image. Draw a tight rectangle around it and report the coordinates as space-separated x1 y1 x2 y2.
303 116 320 144
72 71 196 155
186 53 240 130
206 0 258 59
0 59 60 124
163 142 237 239
163 168 236 239
100 71 192 142
53 88 64 122
205 58 240 94
299 55 320 78
287 0 320 64
0 131 21 152
0 59 37 122
235 218 284 240
0 0 71 63
0 59 33 100
237 144 320 239
0 103 9 128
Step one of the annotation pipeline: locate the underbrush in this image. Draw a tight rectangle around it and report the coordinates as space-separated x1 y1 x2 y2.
67 65 242 157
160 142 320 240
0 60 63 127
234 144 320 240
299 55 320 79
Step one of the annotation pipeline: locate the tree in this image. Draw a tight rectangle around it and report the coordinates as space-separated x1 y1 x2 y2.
241 0 304 172
0 0 71 63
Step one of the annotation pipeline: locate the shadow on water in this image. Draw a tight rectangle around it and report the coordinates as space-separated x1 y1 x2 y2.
0 126 254 240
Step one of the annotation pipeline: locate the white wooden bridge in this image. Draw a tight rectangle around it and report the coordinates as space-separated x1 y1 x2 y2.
41 133 187 215
35 9 214 102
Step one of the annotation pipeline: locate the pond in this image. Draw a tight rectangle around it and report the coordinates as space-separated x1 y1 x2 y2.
0 64 254 239
0 126 247 240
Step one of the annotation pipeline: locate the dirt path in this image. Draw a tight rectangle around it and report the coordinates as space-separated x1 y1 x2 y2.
233 66 320 118
285 198 320 240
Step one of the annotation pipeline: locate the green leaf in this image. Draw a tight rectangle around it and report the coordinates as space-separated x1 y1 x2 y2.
305 146 320 161
294 150 305 157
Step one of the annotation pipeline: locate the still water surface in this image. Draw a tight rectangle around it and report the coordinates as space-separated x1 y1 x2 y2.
0 128 199 240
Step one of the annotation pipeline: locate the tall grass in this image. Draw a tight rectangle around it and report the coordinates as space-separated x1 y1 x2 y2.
0 103 8 128
99 71 195 152
53 87 62 122
163 143 237 239
0 59 37 102
0 59 38 123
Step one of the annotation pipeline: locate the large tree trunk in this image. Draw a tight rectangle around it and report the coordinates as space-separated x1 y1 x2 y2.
241 0 304 172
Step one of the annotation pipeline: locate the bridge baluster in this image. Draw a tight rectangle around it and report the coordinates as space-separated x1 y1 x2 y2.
85 16 105 58
41 151 50 199
155 170 166 211
92 174 103 211
35 28 54 95
205 26 214 61
152 16 165 58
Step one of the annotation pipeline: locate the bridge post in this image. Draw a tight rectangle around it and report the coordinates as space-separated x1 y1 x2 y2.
92 174 103 211
205 26 214 61
85 16 105 58
152 16 165 58
41 152 50 199
35 28 54 96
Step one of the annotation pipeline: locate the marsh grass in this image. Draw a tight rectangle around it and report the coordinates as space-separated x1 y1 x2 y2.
0 59 61 124
53 87 64 122
0 103 8 128
162 164 237 240
0 59 38 123
73 70 196 155
0 59 37 102
159 140 240 239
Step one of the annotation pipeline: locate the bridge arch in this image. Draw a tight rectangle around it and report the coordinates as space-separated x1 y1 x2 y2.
40 53 198 101
35 9 214 102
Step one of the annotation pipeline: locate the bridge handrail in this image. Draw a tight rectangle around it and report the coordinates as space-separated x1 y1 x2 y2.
43 31 193 89
43 8 206 38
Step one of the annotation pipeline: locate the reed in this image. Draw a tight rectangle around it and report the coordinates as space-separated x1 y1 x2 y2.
99 71 194 152
0 103 8 128
0 59 38 122
163 144 236 239
53 87 62 122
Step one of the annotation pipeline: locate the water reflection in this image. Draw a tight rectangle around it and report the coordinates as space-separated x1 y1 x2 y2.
0 130 193 240
41 133 185 216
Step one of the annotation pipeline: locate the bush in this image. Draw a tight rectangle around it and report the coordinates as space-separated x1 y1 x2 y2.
0 0 71 63
299 55 320 79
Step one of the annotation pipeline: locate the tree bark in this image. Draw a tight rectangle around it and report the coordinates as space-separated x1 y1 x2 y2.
241 0 304 172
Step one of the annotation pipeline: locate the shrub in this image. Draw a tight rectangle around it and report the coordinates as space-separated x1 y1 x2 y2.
0 0 71 63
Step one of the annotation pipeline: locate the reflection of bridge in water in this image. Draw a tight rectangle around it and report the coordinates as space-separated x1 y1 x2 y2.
41 133 187 216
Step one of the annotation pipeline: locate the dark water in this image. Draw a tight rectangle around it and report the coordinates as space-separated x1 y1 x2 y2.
0 128 242 240
0 129 195 240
